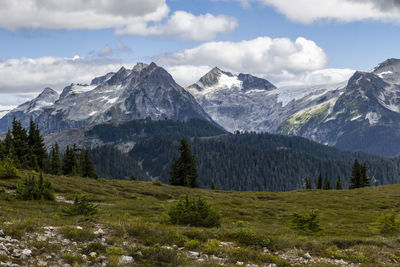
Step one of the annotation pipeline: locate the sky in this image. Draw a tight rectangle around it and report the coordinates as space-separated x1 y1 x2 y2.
1 0 400 110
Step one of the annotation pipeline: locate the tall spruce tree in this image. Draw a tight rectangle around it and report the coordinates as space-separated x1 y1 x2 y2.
350 159 362 189
317 173 323 189
169 138 199 188
305 178 312 190
80 148 98 178
323 176 331 190
28 119 47 169
11 117 29 168
50 143 62 175
62 145 78 175
336 175 342 190
360 164 370 187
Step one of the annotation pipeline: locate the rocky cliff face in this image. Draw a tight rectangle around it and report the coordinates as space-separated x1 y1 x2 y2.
0 63 214 134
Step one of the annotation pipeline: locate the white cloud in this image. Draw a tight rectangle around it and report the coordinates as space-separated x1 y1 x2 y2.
0 56 124 95
0 0 237 41
98 45 113 57
156 36 355 87
156 36 328 84
220 0 400 24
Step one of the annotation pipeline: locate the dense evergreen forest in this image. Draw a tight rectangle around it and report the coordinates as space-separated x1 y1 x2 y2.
88 119 400 191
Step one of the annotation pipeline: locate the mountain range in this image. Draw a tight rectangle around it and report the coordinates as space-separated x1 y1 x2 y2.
2 58 400 157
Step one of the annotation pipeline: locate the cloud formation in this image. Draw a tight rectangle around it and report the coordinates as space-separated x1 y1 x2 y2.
156 36 356 87
0 0 237 41
221 0 400 24
0 56 123 94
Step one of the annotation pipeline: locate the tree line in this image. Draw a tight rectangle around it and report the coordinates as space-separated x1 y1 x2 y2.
305 159 370 190
0 118 97 178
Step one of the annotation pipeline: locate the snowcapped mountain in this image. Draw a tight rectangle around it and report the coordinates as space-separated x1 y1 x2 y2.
278 58 400 156
0 62 214 134
0 88 59 131
186 67 345 133
186 60 400 157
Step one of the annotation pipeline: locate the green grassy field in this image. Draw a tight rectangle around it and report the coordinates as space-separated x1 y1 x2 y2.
1 171 400 266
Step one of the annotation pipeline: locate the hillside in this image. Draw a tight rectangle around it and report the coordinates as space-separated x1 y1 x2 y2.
1 171 400 266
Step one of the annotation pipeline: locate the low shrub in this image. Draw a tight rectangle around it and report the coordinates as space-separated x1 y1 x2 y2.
0 187 13 201
374 210 400 236
61 253 85 265
0 157 18 179
16 173 55 201
106 247 124 256
62 195 98 216
167 195 221 228
126 220 185 247
141 246 183 266
291 209 322 235
225 228 270 247
182 229 211 242
82 242 107 255
61 227 96 242
152 180 162 186
184 239 201 250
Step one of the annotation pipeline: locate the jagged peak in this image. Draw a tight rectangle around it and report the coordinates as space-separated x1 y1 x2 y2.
373 58 400 73
39 87 58 97
132 62 149 72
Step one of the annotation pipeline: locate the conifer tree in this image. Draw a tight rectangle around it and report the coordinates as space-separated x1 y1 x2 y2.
323 176 331 190
80 148 98 178
317 173 323 189
50 143 62 175
169 138 199 188
350 159 362 189
305 178 312 190
28 119 47 169
211 180 218 190
336 175 342 190
11 118 29 167
360 164 370 187
62 145 78 175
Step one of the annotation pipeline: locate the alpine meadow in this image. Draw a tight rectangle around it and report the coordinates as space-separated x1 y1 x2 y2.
3 0 400 266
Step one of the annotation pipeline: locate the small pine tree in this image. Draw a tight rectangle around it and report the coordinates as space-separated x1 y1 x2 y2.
169 138 199 188
62 145 79 175
336 175 342 190
317 173 323 189
305 178 312 190
211 180 218 190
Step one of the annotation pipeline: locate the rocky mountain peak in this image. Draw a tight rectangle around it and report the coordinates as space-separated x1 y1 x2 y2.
237 73 276 91
197 67 232 88
38 87 59 99
372 58 400 84
132 62 148 73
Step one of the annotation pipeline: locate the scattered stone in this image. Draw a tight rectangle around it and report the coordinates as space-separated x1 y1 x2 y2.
236 261 244 265
37 260 47 266
76 226 83 230
94 228 104 235
0 230 4 237
119 255 134 264
21 249 32 259
304 252 311 259
188 251 200 258
89 252 97 258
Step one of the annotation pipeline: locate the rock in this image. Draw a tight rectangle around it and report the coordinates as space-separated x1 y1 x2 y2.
94 229 104 235
267 264 277 267
119 255 134 264
21 249 32 259
62 239 70 245
304 252 311 259
188 251 200 258
236 262 244 265
76 226 83 230
0 230 4 237
37 260 47 266
89 252 97 258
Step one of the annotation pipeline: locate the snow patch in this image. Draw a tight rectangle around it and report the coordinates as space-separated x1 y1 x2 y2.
365 112 381 125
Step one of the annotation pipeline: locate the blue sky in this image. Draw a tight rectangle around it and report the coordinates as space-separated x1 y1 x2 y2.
1 0 400 109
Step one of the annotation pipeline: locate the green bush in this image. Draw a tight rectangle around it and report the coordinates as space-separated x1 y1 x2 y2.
0 187 13 201
226 228 270 247
141 246 183 266
82 242 107 255
0 157 18 179
152 180 162 186
61 227 96 242
374 210 400 236
16 173 55 201
168 195 221 228
62 195 98 216
291 209 322 235
126 220 186 247
184 239 201 250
